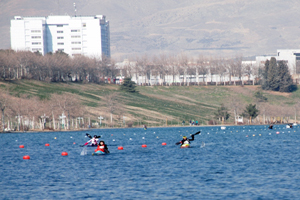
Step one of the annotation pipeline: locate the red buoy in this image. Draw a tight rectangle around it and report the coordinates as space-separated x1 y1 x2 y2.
73 142 76 144
61 152 68 156
45 143 50 146
118 146 123 150
276 132 280 134
23 155 30 160
19 145 24 148
142 144 147 148
162 142 167 146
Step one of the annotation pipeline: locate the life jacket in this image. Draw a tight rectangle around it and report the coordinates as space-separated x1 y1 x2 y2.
95 145 105 152
183 140 190 144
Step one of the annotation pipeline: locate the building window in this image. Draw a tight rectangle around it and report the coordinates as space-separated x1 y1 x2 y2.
57 25 63 27
32 48 42 51
57 49 64 52
72 48 81 50
57 31 63 33
32 42 41 45
31 36 41 39
71 30 80 32
71 42 81 44
82 23 86 27
31 30 41 33
57 37 64 39
57 43 64 45
71 35 81 38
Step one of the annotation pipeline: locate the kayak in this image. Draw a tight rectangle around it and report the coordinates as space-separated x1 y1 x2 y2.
92 150 107 155
180 144 190 148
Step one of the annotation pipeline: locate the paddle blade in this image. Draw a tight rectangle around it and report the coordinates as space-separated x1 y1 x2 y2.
86 133 92 138
175 142 181 145
96 135 101 138
194 131 200 135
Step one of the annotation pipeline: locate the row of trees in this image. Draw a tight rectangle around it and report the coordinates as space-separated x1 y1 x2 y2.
214 103 259 123
0 50 297 92
0 88 84 132
0 50 117 83
0 49 257 85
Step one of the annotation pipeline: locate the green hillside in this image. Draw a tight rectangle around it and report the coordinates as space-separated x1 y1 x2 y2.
1 80 299 128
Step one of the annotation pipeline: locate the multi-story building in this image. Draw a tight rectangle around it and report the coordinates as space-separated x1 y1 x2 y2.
243 49 300 75
10 15 110 58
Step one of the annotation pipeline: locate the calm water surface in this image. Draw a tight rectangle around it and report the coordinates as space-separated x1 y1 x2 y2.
1 125 300 199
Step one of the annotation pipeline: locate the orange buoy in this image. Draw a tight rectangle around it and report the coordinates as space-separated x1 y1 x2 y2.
45 143 50 146
162 142 167 146
118 146 123 150
19 145 24 148
23 155 30 160
73 142 76 144
61 152 68 156
142 144 147 148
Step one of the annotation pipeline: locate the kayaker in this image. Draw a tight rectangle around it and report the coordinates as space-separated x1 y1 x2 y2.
95 140 109 153
84 135 99 146
179 135 195 146
268 124 273 129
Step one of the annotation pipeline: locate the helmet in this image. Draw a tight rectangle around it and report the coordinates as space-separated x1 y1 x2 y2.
183 136 187 139
94 135 97 138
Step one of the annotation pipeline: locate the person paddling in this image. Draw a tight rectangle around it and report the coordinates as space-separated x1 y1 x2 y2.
179 136 194 147
95 140 109 153
176 131 200 147
84 134 100 146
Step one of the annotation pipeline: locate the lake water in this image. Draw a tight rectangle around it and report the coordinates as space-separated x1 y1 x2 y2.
1 125 300 199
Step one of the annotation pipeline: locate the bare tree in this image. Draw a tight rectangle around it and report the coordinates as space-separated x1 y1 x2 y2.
0 88 10 132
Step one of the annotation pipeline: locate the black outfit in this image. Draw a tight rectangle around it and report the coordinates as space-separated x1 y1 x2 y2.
180 135 195 145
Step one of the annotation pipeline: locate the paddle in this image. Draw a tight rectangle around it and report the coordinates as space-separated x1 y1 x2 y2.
86 133 101 139
80 133 101 146
175 131 200 145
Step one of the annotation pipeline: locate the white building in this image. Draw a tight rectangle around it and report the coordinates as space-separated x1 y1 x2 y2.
10 15 110 58
243 49 300 75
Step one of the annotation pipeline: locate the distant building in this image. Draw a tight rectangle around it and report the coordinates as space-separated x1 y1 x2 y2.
243 49 300 75
10 15 110 58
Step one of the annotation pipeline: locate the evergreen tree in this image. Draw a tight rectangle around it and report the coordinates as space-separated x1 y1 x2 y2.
242 104 259 119
214 104 230 121
262 59 270 90
254 91 267 102
267 57 279 91
120 77 138 93
277 61 295 92
261 57 296 92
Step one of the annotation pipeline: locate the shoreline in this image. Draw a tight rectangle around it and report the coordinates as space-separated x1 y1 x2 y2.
1 123 293 134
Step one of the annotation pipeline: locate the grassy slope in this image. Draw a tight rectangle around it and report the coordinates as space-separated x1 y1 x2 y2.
1 80 299 127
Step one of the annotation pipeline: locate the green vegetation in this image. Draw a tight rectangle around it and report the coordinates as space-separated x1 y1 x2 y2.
120 78 138 93
1 79 300 127
214 104 230 121
254 91 268 102
242 104 259 120
262 57 296 92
